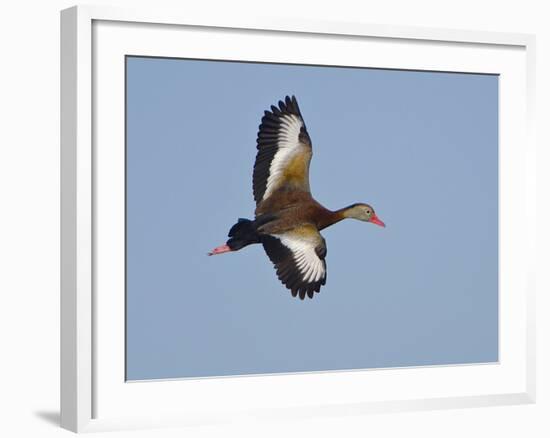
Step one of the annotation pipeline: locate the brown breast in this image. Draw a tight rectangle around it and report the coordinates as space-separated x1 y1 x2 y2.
255 188 340 234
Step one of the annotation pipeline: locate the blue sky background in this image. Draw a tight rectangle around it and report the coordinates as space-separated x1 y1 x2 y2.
125 56 498 380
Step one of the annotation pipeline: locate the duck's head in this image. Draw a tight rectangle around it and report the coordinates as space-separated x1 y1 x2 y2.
344 203 385 227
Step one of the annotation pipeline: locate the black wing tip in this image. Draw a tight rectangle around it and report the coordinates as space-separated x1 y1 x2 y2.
262 95 302 118
290 279 324 300
284 95 302 116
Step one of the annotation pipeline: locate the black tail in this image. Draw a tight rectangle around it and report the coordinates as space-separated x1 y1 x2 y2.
226 218 260 251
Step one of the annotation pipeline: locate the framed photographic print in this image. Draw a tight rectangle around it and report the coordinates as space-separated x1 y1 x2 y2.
60 5 536 433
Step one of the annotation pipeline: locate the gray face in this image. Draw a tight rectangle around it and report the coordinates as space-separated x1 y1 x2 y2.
348 203 375 221
360 204 374 221
361 204 374 217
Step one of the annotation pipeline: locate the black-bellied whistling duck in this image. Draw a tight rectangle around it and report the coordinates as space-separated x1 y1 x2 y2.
209 95 385 299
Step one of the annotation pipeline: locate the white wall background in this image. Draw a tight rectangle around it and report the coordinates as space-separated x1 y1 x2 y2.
0 0 547 437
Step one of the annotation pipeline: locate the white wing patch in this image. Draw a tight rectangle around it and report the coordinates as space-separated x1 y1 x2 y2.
275 233 326 283
262 114 305 201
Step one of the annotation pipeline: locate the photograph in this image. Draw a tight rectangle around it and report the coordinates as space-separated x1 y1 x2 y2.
125 56 499 380
1 0 543 436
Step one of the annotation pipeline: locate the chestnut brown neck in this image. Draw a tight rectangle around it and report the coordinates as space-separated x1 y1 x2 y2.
317 206 352 230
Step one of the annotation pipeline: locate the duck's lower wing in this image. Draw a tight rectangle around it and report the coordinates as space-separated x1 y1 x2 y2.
261 224 327 299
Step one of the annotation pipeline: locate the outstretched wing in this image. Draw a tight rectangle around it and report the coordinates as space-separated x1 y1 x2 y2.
253 95 313 205
261 224 327 299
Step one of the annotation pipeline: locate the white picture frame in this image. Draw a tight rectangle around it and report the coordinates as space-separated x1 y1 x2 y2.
60 4 536 433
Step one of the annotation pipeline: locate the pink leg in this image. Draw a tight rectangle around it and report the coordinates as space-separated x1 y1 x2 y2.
208 243 232 256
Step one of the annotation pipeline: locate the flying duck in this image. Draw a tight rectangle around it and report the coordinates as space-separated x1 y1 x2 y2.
209 95 385 299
